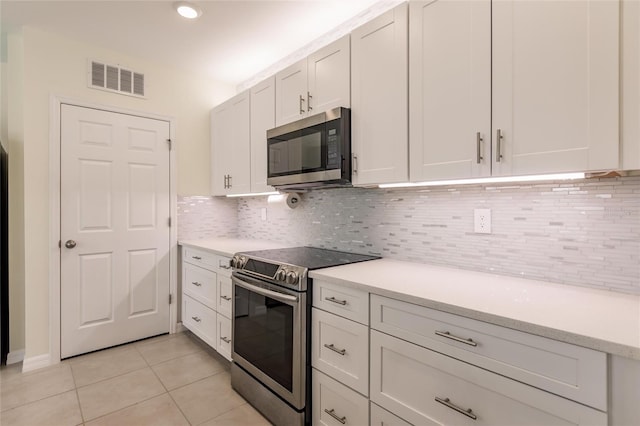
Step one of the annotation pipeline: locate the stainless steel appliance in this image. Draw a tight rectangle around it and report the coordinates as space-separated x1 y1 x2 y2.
230 247 379 426
267 107 351 190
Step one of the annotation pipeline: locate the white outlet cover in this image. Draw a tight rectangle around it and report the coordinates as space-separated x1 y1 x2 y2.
474 208 491 234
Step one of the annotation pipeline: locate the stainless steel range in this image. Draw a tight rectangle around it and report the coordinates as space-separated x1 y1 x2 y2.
229 247 379 426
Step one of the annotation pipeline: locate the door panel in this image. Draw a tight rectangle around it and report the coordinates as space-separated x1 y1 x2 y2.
61 104 170 358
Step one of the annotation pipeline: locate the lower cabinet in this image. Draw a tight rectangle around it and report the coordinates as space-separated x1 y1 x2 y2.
215 313 232 361
312 369 369 426
370 402 412 426
182 295 217 348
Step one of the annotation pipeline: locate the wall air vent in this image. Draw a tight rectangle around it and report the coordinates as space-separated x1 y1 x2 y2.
88 59 145 98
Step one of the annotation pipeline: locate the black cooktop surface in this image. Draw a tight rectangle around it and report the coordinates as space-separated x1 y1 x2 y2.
238 246 380 270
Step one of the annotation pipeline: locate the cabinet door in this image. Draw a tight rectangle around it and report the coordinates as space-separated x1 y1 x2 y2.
250 77 276 193
308 35 351 114
210 102 232 195
622 0 640 170
409 0 491 181
492 0 619 176
351 3 408 185
275 59 308 126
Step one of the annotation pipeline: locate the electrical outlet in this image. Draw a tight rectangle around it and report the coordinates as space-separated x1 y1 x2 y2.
474 209 491 234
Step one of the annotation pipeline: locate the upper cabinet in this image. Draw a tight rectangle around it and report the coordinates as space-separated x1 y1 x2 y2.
250 77 276 193
410 0 620 182
211 91 251 196
275 35 350 126
351 3 409 186
622 0 640 170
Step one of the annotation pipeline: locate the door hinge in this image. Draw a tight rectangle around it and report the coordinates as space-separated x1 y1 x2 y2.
169 294 172 305
166 139 172 150
168 217 172 227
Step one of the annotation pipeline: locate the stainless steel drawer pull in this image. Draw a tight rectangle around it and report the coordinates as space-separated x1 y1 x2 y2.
325 296 347 306
324 408 346 424
191 281 202 287
435 397 477 420
191 316 201 323
324 343 346 356
220 336 231 343
435 330 477 347
219 264 231 270
496 129 504 162
192 256 202 260
299 94 305 115
220 295 232 301
476 132 484 164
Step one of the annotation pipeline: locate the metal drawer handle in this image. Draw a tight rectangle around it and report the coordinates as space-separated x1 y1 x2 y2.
496 129 504 162
325 296 347 306
192 256 202 260
299 94 305 114
324 343 346 356
191 281 202 287
219 264 231 270
220 295 232 301
476 132 484 164
220 336 231 343
435 330 477 347
435 397 477 420
324 408 346 424
191 316 201 323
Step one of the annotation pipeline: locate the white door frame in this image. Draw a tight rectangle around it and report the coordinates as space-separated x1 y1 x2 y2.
48 95 178 365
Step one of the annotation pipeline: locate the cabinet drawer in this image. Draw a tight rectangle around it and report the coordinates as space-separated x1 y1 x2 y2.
370 402 412 426
371 295 607 410
313 280 369 325
183 247 217 270
183 263 217 308
216 256 232 277
371 330 606 426
311 308 369 396
182 295 216 349
216 314 232 361
216 275 232 318
312 369 369 426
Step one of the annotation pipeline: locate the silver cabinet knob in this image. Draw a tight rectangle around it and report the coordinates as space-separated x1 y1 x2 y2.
65 240 77 249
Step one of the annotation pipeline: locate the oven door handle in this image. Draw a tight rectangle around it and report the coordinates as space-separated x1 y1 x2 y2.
232 275 299 303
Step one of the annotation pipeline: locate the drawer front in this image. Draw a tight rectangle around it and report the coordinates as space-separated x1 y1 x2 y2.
371 295 607 410
183 263 217 308
182 295 216 348
312 308 369 396
312 369 369 426
313 280 369 325
370 402 412 426
183 247 217 270
217 256 232 277
216 275 232 318
371 330 606 426
216 314 232 361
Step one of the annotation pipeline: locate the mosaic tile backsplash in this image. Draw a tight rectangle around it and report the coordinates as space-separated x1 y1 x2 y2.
178 176 640 294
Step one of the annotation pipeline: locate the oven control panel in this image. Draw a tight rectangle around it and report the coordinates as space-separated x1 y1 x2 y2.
231 255 307 289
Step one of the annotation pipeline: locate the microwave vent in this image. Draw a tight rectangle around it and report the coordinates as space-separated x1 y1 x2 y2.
88 59 145 98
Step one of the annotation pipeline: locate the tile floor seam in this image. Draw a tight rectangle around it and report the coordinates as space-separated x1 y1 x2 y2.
83 391 174 425
194 402 249 426
69 361 88 425
73 364 151 391
164 388 194 425
0 364 75 413
164 368 228 393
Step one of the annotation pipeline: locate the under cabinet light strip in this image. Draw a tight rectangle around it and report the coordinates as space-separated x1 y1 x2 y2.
378 172 586 189
226 191 280 198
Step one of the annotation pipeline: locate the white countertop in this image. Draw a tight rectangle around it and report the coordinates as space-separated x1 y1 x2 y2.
179 238 290 257
309 258 640 360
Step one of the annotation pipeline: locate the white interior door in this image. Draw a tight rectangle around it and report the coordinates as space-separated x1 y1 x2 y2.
60 104 171 358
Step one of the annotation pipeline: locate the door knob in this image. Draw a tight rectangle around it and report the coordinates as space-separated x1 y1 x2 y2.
65 240 77 249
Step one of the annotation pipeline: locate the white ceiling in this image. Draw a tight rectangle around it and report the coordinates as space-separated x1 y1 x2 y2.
1 0 386 87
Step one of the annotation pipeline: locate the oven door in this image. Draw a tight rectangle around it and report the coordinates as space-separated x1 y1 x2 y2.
231 273 306 410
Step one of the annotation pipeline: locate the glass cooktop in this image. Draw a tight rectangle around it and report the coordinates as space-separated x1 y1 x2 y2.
237 246 380 270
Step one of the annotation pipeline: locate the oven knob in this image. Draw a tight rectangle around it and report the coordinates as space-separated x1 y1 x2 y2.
275 269 286 282
230 256 240 268
285 271 298 285
239 256 247 268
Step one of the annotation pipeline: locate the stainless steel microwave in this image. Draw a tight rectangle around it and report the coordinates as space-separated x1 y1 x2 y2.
267 107 351 190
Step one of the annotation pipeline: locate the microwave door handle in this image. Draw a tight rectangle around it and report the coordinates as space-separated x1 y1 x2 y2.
232 275 298 303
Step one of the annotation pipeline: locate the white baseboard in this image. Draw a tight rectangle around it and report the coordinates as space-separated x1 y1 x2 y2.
22 353 52 372
6 349 25 365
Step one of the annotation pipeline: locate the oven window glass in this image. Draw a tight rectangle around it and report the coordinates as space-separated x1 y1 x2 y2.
268 124 326 177
234 286 293 391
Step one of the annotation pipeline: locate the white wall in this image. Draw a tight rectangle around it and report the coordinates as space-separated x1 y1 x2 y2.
11 26 234 361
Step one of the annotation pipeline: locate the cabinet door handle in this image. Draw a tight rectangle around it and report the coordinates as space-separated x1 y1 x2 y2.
325 296 347 306
324 343 346 356
191 281 202 287
435 397 477 420
192 256 202 260
219 264 231 270
435 330 477 347
220 336 231 343
223 175 228 189
352 154 358 174
228 175 232 189
307 91 312 111
324 408 346 424
220 295 232 301
496 129 504 162
191 316 201 323
476 132 484 164
299 95 305 114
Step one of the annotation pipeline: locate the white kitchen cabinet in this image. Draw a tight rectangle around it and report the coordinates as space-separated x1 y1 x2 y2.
409 0 491 181
211 90 251 195
370 330 607 426
622 0 640 170
312 279 369 325
351 3 408 186
215 313 232 361
312 369 369 426
370 402 412 426
275 36 350 126
410 0 619 181
250 77 276 193
182 295 217 349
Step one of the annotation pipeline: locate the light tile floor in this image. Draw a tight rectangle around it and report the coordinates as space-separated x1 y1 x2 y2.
0 331 271 426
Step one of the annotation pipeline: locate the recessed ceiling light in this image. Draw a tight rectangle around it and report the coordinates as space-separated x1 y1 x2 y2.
174 2 202 19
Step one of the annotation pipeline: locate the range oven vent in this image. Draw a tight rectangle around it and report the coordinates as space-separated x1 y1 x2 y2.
88 59 145 98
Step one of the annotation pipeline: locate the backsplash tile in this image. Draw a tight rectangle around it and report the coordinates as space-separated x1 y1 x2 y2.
177 196 238 241
234 176 640 294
